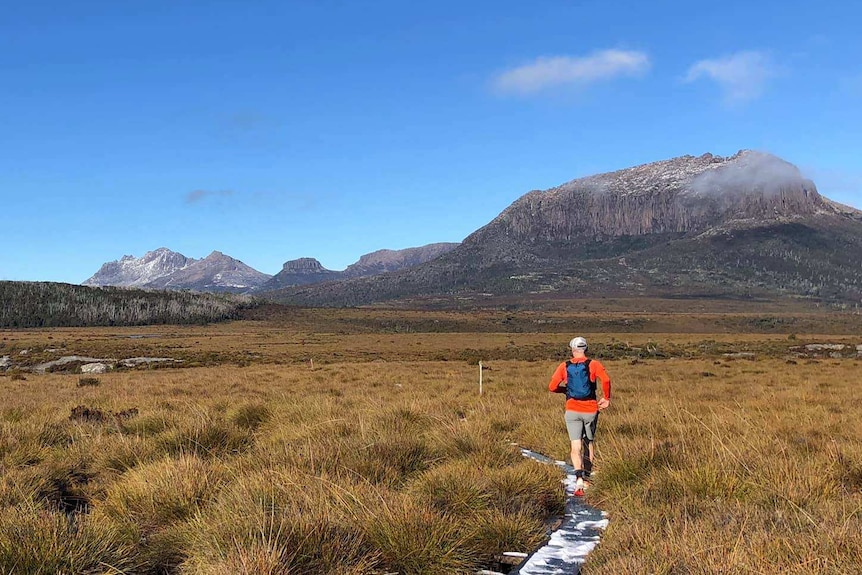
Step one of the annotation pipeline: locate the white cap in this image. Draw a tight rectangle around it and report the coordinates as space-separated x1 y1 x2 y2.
569 336 588 350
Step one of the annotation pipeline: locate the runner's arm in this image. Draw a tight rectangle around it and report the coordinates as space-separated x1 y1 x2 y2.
549 363 567 393
591 360 611 406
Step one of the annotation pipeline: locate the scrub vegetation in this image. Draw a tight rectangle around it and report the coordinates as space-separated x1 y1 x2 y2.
1 304 860 573
0 281 255 328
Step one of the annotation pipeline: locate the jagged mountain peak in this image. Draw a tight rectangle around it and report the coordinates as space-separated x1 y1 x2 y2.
84 248 271 293
146 250 271 292
84 248 195 288
544 150 812 202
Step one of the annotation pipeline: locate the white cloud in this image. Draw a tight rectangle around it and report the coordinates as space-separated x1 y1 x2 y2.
685 51 779 104
493 49 651 95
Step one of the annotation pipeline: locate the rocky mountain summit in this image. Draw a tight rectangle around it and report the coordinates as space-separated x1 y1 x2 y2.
266 151 862 306
145 251 272 292
85 249 272 293
467 151 826 265
257 258 342 290
84 248 195 288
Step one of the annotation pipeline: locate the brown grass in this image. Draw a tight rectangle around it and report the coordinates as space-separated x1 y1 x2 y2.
1 311 861 573
581 358 862 574
0 360 568 574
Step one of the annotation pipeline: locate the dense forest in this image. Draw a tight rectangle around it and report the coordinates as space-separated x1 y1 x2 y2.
0 281 258 327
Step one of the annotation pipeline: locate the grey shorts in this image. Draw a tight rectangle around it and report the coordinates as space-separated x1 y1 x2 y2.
564 411 599 442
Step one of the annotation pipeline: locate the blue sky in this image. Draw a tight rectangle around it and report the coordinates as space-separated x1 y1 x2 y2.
2 0 860 283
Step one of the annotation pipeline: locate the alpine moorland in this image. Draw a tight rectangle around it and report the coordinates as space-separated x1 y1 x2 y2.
1 305 860 574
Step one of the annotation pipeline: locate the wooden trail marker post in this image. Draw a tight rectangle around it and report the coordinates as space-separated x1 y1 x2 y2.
479 361 483 396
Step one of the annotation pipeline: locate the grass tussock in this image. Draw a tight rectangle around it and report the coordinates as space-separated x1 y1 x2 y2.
99 455 222 535
94 455 225 572
0 505 139 574
229 402 271 431
463 507 547 565
183 469 376 574
365 496 478 574
158 412 254 458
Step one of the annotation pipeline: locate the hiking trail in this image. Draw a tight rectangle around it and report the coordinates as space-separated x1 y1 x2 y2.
512 447 608 575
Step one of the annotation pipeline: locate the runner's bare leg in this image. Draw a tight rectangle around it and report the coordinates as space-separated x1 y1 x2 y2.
570 439 583 472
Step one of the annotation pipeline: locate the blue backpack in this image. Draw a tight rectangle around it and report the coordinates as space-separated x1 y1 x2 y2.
565 359 595 400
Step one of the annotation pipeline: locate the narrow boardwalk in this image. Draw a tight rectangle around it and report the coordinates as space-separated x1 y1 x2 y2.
512 448 608 575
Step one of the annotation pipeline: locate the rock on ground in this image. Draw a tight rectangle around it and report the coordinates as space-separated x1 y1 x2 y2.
805 344 846 351
81 363 109 374
32 356 116 373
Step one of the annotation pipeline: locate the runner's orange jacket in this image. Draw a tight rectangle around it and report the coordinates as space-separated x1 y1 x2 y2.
548 356 611 414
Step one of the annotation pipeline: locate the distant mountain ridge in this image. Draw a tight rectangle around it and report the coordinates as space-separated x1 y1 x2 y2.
84 249 271 293
83 151 862 306
343 244 460 277
255 243 459 291
263 150 862 306
85 243 459 293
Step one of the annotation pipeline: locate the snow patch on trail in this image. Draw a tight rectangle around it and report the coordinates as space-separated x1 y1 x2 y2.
513 448 608 574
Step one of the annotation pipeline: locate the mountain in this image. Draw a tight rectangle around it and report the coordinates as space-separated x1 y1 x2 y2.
84 248 195 288
262 151 862 306
144 251 272 293
342 243 459 277
256 258 342 291
85 242 459 295
255 243 459 291
85 250 271 293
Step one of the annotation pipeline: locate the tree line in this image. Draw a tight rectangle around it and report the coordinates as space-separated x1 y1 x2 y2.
0 281 258 327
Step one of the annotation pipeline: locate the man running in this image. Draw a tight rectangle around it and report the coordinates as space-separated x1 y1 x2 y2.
548 336 611 492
